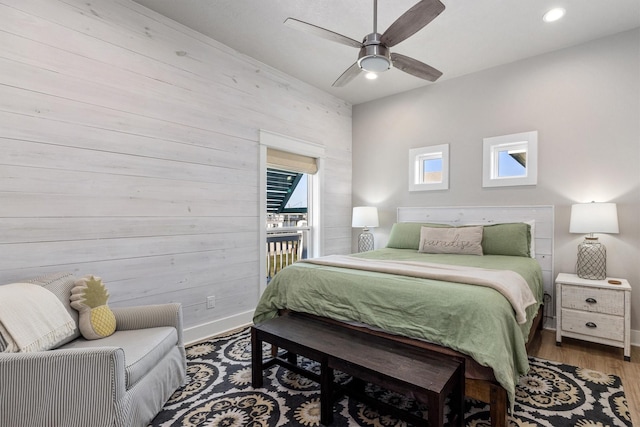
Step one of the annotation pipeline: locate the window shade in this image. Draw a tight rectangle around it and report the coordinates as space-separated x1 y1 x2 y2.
267 148 318 175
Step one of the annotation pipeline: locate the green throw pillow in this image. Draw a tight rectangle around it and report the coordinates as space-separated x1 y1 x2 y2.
386 222 450 250
481 223 531 257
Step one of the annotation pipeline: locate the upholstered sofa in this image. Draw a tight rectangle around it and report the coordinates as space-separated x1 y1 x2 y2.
0 272 186 427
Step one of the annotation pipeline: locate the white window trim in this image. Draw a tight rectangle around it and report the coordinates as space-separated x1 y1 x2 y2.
482 131 538 187
408 144 449 191
259 130 325 295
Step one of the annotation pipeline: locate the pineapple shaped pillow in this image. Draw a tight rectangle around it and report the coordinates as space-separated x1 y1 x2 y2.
70 275 116 340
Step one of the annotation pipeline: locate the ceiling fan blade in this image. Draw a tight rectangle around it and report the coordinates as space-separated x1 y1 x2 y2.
381 0 445 47
391 53 442 82
284 18 362 49
332 62 362 87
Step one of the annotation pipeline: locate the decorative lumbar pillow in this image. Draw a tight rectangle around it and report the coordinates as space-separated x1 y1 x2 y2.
70 275 116 340
418 226 484 255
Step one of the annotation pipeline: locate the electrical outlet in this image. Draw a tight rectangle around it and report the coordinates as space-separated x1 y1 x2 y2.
206 296 216 309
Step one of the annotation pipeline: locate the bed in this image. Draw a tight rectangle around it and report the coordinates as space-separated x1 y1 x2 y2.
253 205 554 427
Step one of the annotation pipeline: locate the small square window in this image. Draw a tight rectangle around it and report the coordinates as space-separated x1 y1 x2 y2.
409 144 449 191
483 131 537 187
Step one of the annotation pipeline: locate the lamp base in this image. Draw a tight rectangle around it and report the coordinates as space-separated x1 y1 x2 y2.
358 231 374 252
576 238 606 280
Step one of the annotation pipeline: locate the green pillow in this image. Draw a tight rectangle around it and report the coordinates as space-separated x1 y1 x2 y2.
481 223 531 257
386 222 450 250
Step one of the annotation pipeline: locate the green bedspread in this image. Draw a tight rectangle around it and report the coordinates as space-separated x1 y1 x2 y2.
253 248 544 406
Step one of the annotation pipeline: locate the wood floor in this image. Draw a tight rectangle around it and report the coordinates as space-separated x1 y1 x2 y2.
530 329 639 424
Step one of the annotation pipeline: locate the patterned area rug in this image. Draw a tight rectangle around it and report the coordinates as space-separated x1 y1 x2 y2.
150 327 632 427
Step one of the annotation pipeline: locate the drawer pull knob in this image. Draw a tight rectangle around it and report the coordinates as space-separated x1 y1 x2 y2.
585 298 597 304
585 322 597 328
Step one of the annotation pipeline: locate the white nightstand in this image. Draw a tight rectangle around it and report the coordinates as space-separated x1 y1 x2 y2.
555 272 631 361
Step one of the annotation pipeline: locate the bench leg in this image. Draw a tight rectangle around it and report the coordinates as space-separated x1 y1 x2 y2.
489 384 508 427
427 395 444 427
251 328 263 388
451 365 465 427
320 361 333 426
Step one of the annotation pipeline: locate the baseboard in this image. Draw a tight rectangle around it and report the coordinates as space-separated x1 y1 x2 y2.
547 316 639 347
184 310 254 345
632 329 640 347
543 317 556 331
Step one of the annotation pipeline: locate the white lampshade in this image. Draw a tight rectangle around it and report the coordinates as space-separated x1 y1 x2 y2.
569 202 619 234
352 207 379 228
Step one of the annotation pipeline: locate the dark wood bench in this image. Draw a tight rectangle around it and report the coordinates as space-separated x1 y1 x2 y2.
251 313 465 426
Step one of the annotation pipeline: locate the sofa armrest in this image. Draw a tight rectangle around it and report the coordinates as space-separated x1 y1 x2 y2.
0 348 126 426
112 303 184 347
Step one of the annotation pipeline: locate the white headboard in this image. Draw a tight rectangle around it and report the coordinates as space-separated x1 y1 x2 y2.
397 205 554 298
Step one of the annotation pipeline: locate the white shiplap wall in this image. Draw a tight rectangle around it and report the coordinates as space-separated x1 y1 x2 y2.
0 0 352 331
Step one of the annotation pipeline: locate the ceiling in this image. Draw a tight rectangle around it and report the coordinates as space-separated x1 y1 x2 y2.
132 0 640 105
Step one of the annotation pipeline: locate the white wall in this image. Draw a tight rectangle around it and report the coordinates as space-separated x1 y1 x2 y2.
352 29 640 333
0 0 352 336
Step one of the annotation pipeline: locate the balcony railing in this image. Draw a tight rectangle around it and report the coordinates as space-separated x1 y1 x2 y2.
266 231 307 281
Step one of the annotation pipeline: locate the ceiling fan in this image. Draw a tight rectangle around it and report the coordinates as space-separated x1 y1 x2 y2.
285 0 445 87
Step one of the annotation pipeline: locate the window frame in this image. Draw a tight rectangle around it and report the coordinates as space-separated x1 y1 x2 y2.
259 130 324 294
408 144 449 191
482 131 538 187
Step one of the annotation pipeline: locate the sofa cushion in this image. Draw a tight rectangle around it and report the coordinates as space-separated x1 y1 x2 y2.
23 272 80 346
57 326 178 388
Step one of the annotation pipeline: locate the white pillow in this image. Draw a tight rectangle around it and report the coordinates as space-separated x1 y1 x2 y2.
0 283 75 352
418 226 484 255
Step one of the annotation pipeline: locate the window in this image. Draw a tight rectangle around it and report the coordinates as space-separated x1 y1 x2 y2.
259 130 324 293
265 167 309 282
483 131 537 187
409 144 449 191
495 143 527 178
267 168 307 217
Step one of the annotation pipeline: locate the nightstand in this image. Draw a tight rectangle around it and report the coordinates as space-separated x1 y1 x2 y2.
555 272 631 361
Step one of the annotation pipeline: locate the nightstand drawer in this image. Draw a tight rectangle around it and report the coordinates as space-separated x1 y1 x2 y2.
561 285 625 316
561 309 625 342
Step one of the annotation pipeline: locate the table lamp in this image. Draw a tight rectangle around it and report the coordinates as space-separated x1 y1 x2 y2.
352 207 379 252
569 202 619 280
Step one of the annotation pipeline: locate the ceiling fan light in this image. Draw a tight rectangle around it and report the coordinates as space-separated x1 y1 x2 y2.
365 72 378 80
358 55 390 73
543 8 565 23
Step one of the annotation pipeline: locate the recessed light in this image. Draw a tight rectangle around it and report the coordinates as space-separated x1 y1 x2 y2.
365 72 378 80
543 8 566 23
